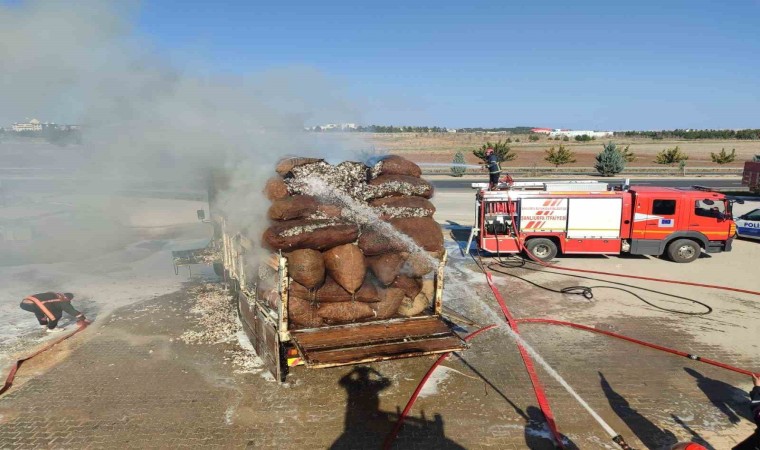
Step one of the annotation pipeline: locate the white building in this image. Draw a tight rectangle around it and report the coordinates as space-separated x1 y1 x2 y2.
548 129 613 138
12 118 42 132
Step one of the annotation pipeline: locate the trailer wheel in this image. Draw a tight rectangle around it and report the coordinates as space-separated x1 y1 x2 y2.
526 238 558 261
667 239 701 263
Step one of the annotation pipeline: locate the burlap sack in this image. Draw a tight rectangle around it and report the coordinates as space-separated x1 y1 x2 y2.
420 279 435 302
353 277 380 303
401 251 438 277
285 249 325 289
366 253 406 285
318 302 376 324
276 157 325 176
316 204 343 219
288 294 315 316
268 195 319 221
390 217 444 253
392 275 422 299
264 177 289 201
397 293 429 317
367 175 434 199
288 296 323 328
371 287 404 319
374 155 422 178
357 230 409 256
290 277 353 303
263 220 359 251
369 196 435 219
264 289 280 311
323 244 366 293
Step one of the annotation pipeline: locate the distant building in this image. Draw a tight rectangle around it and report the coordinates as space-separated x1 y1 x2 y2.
12 118 42 132
548 129 613 138
307 123 358 131
531 128 552 134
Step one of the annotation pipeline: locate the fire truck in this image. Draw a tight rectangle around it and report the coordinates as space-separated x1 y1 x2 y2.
471 181 736 263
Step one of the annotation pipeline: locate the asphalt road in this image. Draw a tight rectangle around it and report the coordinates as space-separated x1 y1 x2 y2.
431 177 745 191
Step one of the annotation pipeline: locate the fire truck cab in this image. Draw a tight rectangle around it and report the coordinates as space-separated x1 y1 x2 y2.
473 181 736 263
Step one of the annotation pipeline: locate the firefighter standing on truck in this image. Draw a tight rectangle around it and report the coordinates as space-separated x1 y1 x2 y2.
486 148 501 190
19 292 86 333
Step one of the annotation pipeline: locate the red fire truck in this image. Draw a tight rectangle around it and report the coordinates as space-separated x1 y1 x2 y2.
472 181 736 263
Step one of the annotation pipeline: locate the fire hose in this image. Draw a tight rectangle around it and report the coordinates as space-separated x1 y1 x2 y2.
387 209 759 449
0 320 90 396
382 324 497 450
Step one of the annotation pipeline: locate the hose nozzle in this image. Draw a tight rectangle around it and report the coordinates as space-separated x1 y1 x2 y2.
612 434 635 450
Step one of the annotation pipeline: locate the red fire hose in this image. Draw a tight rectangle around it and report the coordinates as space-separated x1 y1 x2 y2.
382 324 497 450
388 199 757 449
483 271 567 448
516 318 756 377
0 320 90 396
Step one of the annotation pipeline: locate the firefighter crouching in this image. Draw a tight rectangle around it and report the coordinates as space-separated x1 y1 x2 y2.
20 292 87 333
486 148 501 190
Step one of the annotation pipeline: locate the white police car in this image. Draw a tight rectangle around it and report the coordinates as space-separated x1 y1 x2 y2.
736 208 760 240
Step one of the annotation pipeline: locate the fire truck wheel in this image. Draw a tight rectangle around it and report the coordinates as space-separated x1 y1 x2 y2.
667 239 701 263
526 238 558 261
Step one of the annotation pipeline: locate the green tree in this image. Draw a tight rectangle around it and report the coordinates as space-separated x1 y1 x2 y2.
562 135 570 142
710 148 736 164
472 140 518 164
595 142 626 176
654 146 689 165
574 134 593 142
545 144 576 167
450 151 466 177
529 134 540 142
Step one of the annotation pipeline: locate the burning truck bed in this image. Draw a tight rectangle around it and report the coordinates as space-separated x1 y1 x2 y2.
215 155 467 381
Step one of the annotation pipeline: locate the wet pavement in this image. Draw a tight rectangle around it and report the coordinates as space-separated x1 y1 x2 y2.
1 249 758 449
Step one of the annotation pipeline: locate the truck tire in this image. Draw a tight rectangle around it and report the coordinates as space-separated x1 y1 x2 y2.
667 239 700 263
526 238 558 262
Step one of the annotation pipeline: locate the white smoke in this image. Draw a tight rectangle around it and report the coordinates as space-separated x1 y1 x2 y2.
0 0 368 263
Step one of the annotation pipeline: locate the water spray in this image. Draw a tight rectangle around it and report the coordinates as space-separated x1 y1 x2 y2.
302 175 439 268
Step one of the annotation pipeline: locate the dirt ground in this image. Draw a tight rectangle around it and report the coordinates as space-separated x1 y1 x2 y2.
348 132 760 169
1 191 758 449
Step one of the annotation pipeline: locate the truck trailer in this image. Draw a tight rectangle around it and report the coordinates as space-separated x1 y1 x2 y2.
472 181 736 263
216 218 466 382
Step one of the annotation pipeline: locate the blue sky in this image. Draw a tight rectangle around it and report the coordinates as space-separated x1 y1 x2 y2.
29 1 760 129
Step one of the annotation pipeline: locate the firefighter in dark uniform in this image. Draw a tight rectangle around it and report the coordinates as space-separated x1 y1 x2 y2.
20 292 86 333
486 148 501 190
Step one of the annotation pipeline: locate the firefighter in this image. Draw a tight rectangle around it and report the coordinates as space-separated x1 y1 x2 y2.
733 373 760 450
485 147 501 190
19 292 86 333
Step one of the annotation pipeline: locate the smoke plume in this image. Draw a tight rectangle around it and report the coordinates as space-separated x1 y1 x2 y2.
0 0 366 261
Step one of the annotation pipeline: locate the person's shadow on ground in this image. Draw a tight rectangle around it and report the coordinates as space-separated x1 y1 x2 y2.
684 367 752 424
599 371 678 449
330 366 465 450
